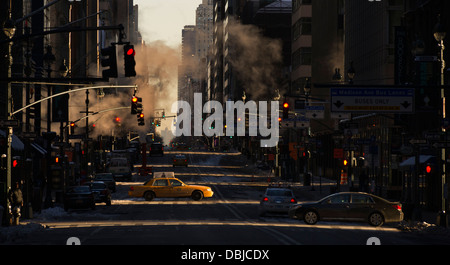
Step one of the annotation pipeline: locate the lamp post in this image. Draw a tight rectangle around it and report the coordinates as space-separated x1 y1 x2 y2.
304 78 313 190
2 10 15 226
434 14 448 227
43 45 55 133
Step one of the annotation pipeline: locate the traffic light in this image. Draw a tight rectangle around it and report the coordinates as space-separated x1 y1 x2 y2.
162 111 165 119
101 45 118 79
124 44 136 77
283 101 289 119
131 97 138 114
425 163 435 175
156 119 161 127
343 159 349 167
70 122 75 135
114 116 121 126
138 113 145 126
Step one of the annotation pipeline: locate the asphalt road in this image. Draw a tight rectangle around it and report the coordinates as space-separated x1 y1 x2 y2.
4 150 450 247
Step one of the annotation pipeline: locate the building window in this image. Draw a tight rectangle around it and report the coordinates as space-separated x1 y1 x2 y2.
292 47 312 69
293 0 311 12
293 17 312 41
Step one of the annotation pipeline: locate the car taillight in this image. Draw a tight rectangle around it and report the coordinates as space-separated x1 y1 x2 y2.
290 198 297 203
392 204 402 211
130 186 134 191
263 197 269 202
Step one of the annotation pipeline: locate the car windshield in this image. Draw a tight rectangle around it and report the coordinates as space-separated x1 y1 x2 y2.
110 159 128 167
91 183 106 189
321 194 351 204
170 179 184 187
95 174 114 181
69 186 91 193
266 189 292 197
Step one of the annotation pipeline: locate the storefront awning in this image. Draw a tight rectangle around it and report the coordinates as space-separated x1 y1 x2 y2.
30 143 47 155
0 129 25 151
399 155 434 167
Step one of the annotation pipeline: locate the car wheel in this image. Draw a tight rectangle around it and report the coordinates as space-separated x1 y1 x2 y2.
144 191 155 201
368 212 384 227
191 190 204 201
304 210 318 225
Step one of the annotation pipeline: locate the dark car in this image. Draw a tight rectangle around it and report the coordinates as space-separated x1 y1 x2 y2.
64 186 96 211
149 142 164 156
258 187 297 216
83 181 112 206
173 154 188 167
93 172 116 192
288 192 403 227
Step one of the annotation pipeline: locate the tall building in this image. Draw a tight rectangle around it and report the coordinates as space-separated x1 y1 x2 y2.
178 25 197 106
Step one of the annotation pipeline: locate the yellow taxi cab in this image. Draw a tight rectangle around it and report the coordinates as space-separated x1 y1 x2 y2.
173 154 188 167
128 172 213 201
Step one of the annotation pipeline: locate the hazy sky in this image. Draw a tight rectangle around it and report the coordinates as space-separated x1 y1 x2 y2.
134 0 202 48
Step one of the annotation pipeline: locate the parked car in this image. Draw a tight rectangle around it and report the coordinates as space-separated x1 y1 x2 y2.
288 192 404 227
150 142 164 156
83 181 112 206
64 186 95 211
259 187 297 216
128 175 213 201
93 172 116 192
173 154 188 167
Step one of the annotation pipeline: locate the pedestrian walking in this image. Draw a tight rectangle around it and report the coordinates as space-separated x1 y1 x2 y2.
8 182 23 225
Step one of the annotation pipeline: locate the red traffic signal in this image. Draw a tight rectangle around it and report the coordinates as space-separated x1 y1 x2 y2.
425 164 434 174
283 101 289 119
138 112 145 126
124 44 136 77
126 47 135 56
70 122 75 134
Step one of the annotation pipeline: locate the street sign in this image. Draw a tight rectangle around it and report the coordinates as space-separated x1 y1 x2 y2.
305 105 325 119
281 115 310 128
0 119 19 127
330 112 351 120
331 88 414 113
409 139 427 145
68 134 85 140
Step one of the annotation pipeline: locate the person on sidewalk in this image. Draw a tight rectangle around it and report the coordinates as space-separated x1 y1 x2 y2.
8 182 23 225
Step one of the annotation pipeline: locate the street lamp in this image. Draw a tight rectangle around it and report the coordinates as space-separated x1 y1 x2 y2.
434 14 448 227
347 61 356 85
332 68 343 82
2 14 16 39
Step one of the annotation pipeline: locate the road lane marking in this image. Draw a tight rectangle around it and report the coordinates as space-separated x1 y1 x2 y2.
39 219 401 234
